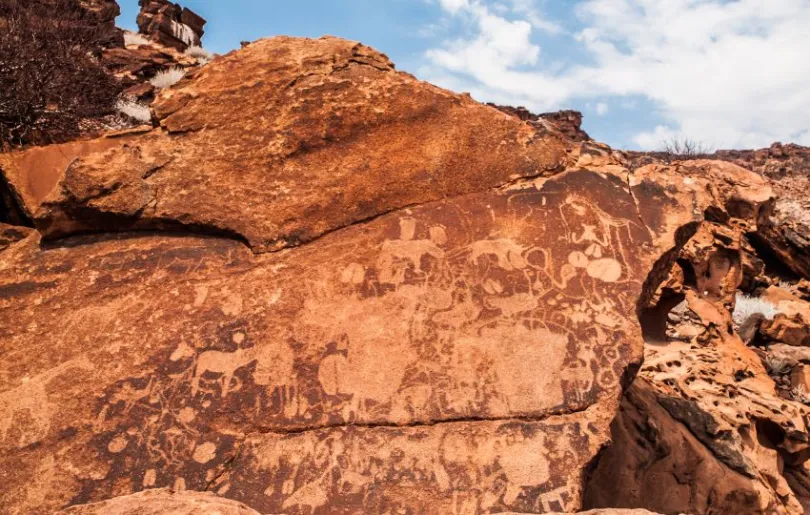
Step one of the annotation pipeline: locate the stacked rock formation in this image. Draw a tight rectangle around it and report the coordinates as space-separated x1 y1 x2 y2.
2 32 810 515
136 0 206 51
78 0 124 48
103 32 199 101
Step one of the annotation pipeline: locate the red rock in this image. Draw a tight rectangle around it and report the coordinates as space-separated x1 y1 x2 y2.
755 198 810 280
791 365 810 393
586 378 800 514
587 160 810 514
136 0 206 52
57 488 259 514
0 161 670 512
761 295 810 347
2 37 576 253
2 32 806 515
0 35 688 514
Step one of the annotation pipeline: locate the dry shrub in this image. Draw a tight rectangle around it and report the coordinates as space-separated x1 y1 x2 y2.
660 137 713 161
115 98 151 123
185 45 213 64
124 31 151 47
0 0 122 149
150 67 186 89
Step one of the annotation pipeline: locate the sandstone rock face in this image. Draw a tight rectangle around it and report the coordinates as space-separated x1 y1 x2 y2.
627 142 810 280
103 36 199 101
1 37 575 254
755 196 810 280
585 378 793 514
489 105 591 143
57 489 260 514
78 0 124 48
0 36 677 514
761 289 810 347
137 0 206 51
586 161 810 514
3 33 808 515
0 166 662 513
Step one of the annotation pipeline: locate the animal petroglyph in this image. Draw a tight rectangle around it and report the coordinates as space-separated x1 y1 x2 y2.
225 418 595 514
0 166 655 513
0 359 93 448
191 340 294 398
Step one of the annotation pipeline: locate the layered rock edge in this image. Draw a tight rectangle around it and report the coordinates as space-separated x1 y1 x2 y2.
1 35 809 515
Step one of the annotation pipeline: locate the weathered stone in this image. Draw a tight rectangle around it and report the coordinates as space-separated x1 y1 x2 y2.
0 134 141 222
791 365 810 393
0 223 33 251
0 159 671 513
4 31 805 515
768 344 810 369
78 0 125 48
588 162 810 514
57 488 260 514
761 289 810 347
490 105 591 142
754 198 810 280
136 0 206 52
585 378 800 515
1 37 576 253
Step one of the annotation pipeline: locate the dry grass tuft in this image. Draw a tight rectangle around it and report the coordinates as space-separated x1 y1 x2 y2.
115 98 151 123
124 32 151 47
150 68 186 89
733 292 779 327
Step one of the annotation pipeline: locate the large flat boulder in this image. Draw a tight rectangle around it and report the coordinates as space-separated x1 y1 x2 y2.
0 36 576 254
57 488 259 515
1 35 787 515
0 164 670 513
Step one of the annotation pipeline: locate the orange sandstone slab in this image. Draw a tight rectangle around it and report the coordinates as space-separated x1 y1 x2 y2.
0 36 575 253
0 169 658 513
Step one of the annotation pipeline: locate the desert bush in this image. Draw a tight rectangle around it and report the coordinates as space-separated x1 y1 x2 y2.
732 292 779 327
0 0 122 149
150 67 186 89
185 45 213 64
660 137 713 161
124 31 151 47
115 98 151 123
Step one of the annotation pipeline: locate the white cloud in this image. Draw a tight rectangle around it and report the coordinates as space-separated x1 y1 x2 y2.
427 3 540 76
437 0 471 14
422 0 810 149
507 0 564 34
595 102 608 116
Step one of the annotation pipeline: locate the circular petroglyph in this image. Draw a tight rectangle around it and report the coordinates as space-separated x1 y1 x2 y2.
178 407 196 423
192 441 217 464
340 263 366 285
429 226 447 245
107 434 128 453
586 258 622 283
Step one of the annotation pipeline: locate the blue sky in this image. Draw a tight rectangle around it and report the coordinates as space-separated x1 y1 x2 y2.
117 0 810 150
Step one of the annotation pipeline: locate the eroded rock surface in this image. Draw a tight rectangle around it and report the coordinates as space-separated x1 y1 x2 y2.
0 37 674 511
136 0 206 51
1 158 680 513
3 31 809 515
586 159 810 514
57 488 259 514
0 36 575 253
